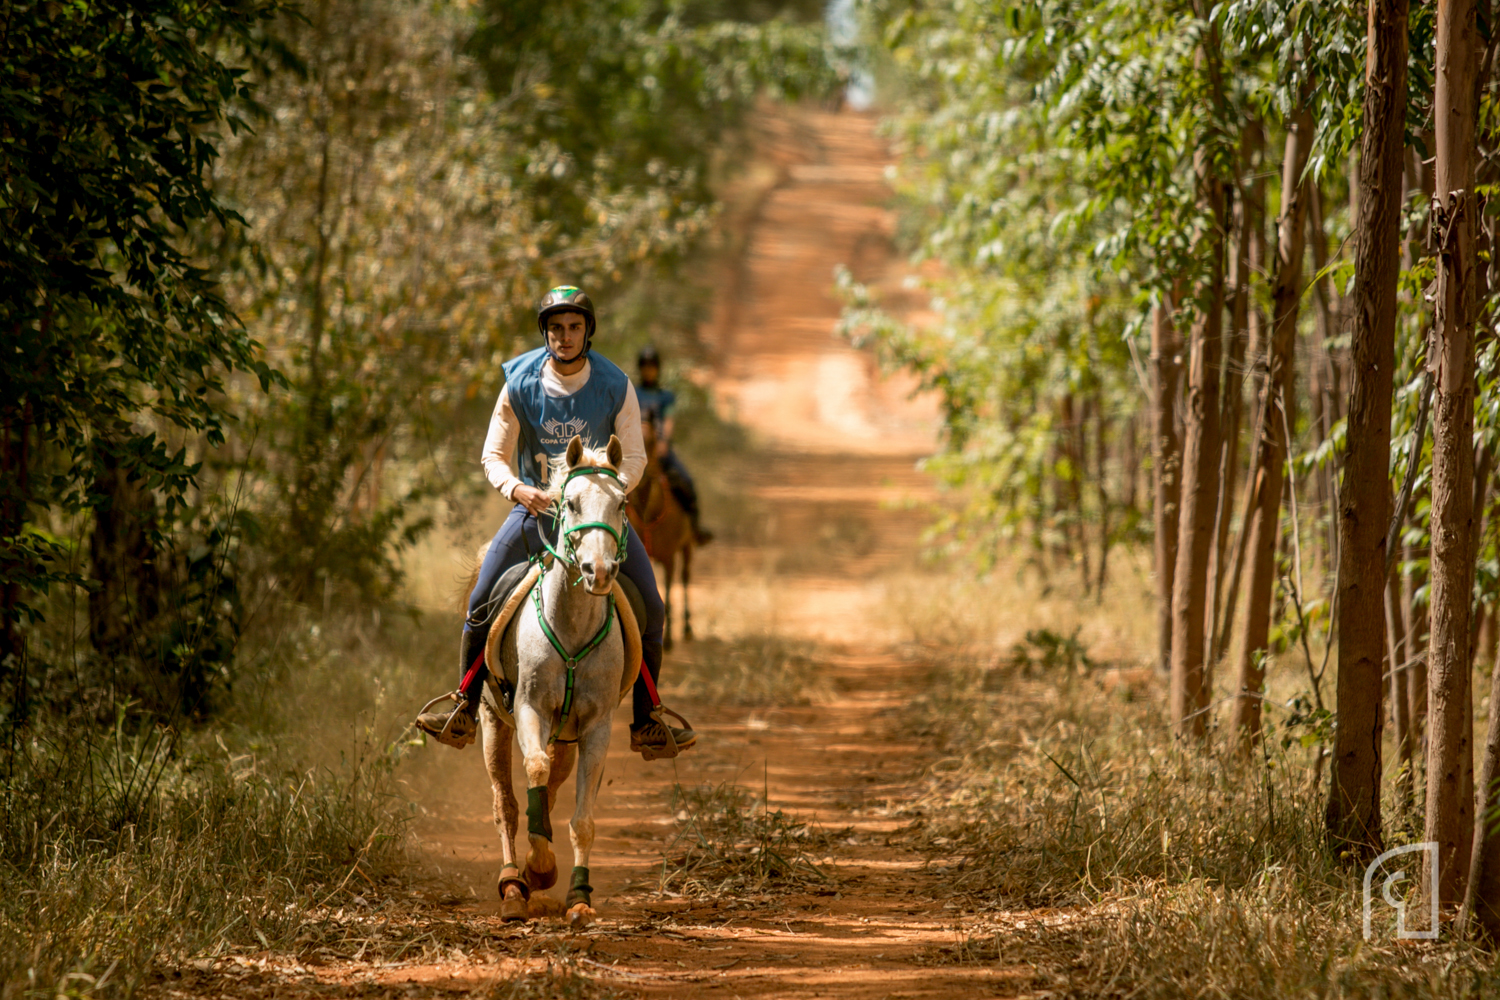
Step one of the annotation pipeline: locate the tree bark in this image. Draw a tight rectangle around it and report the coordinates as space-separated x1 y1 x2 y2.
1211 127 1259 666
1406 531 1430 750
1327 0 1409 860
1232 108 1313 745
1423 0 1480 912
1307 187 1345 568
1153 301 1184 676
1171 159 1228 739
1387 555 1414 808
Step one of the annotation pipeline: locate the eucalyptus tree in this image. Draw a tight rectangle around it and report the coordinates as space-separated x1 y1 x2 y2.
1323 0 1411 861
0 0 281 722
216 0 836 604
1425 0 1483 912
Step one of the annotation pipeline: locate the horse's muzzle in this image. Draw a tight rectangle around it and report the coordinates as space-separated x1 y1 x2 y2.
579 559 618 595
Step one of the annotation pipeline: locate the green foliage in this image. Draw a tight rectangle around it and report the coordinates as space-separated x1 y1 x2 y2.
840 0 1262 574
469 0 840 246
0 0 281 667
212 0 839 605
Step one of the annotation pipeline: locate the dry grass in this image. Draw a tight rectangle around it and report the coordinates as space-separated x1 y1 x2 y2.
888 560 1500 998
2 604 477 1000
665 633 833 706
653 778 843 897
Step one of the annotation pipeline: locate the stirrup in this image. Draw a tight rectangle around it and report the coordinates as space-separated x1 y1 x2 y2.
640 704 694 761
416 690 476 749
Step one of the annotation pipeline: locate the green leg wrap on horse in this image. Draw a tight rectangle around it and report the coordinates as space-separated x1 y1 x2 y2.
566 866 592 907
526 786 553 841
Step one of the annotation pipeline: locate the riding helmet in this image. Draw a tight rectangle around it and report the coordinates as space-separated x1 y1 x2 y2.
536 285 596 340
637 345 661 369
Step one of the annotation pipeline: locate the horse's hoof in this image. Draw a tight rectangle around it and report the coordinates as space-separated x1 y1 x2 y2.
567 903 596 927
500 894 528 922
663 636 675 652
682 626 694 641
524 862 558 891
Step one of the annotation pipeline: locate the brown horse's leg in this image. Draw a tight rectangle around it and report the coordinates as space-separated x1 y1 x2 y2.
662 549 676 652
480 703 527 921
680 542 693 641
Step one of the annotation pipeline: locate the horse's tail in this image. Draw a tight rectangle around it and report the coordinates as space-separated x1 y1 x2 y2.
458 540 491 615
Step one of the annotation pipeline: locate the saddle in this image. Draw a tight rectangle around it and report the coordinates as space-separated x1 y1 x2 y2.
478 560 646 742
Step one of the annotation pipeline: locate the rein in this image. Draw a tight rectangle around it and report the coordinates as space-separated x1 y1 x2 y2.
532 465 627 742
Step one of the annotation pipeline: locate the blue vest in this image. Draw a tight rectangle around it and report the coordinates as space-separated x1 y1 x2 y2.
503 348 630 488
635 384 677 429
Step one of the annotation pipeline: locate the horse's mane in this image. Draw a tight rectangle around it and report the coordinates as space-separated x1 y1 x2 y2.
545 445 621 504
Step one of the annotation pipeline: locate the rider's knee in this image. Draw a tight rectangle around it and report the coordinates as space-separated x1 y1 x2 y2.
641 587 665 631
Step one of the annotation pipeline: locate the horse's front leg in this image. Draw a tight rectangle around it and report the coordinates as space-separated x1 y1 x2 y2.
662 550 676 652
565 720 610 925
480 702 528 921
680 543 693 641
513 702 559 893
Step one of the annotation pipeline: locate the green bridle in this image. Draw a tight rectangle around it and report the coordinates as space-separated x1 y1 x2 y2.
540 466 630 576
532 465 629 742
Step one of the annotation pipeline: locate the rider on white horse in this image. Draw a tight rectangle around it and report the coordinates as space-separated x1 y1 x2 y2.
416 286 697 758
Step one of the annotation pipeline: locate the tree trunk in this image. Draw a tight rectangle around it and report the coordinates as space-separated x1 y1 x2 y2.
1327 0 1409 861
1307 187 1344 568
1211 126 1259 665
1095 392 1112 597
1406 531 1430 752
1423 0 1480 912
1171 160 1228 739
1153 302 1184 676
0 405 29 727
1387 556 1414 809
1232 108 1313 745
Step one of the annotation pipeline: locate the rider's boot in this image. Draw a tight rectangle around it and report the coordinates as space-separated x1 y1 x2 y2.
415 627 486 749
630 717 698 756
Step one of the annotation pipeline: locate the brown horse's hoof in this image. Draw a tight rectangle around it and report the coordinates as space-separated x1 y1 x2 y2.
566 902 596 927
523 861 558 892
500 893 528 922
663 635 675 652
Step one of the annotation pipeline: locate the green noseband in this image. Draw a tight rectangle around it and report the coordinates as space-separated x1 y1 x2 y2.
541 466 630 575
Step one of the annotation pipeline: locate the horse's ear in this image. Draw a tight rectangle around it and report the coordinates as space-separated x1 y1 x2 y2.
565 435 584 468
606 434 623 470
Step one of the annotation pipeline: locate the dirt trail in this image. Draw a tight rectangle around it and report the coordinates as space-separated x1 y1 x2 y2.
405 109 1009 999
191 109 1008 1000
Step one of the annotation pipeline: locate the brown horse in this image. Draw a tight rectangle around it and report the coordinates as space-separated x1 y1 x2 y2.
627 420 694 649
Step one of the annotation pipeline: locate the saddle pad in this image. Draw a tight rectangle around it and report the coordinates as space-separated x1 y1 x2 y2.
482 565 643 740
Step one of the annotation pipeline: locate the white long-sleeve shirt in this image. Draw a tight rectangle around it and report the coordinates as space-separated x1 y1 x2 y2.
481 358 647 500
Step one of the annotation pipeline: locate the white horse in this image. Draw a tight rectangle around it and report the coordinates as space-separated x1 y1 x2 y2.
475 435 636 924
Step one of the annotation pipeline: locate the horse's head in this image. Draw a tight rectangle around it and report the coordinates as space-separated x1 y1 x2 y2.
550 435 629 595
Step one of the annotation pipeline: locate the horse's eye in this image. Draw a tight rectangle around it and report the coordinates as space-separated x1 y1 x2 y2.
567 498 580 514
